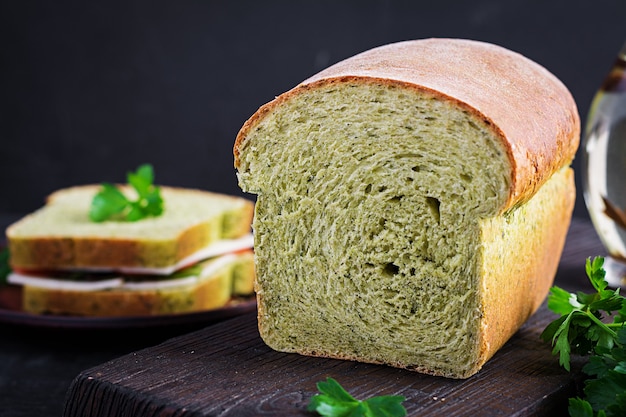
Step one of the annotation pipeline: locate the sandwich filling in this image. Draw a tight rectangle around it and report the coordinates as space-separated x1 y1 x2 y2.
7 235 253 291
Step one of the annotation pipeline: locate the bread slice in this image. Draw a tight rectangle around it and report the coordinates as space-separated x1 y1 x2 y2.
233 38 579 378
7 185 254 270
17 250 255 317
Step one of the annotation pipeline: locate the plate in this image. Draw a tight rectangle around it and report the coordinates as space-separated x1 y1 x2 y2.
0 285 257 330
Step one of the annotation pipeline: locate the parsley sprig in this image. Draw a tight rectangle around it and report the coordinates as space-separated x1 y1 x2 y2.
307 377 407 417
541 256 626 417
89 164 164 222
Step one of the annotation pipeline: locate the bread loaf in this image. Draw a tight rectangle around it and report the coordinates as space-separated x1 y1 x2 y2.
234 38 579 378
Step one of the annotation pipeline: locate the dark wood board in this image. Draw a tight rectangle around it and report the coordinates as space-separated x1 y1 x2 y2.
62 219 605 417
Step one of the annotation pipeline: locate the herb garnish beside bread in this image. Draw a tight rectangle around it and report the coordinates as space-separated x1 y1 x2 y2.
5 164 255 317
234 38 580 378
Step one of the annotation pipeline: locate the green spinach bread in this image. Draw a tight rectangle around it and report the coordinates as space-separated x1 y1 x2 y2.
233 38 580 378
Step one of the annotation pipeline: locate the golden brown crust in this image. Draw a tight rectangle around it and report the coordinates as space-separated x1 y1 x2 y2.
234 38 580 212
476 167 576 374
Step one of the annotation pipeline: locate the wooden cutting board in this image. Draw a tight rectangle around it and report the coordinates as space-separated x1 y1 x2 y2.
62 220 603 417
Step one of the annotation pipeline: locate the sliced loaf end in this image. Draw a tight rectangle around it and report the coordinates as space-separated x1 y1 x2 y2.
234 39 578 378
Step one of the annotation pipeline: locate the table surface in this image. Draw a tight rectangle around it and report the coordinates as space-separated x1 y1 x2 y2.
0 217 607 417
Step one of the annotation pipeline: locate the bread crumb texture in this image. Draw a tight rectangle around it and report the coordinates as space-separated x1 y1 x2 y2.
235 40 577 378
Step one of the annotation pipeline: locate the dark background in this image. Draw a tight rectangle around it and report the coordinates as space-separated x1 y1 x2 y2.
1 0 624 225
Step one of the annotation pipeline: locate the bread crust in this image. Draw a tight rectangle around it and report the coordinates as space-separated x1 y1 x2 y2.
234 38 580 212
474 167 576 377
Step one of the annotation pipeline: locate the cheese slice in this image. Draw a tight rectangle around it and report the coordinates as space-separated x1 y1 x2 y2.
7 274 124 291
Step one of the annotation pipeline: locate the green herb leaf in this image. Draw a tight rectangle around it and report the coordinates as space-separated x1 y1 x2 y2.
587 257 608 293
364 395 409 417
542 256 626 417
307 377 406 417
584 364 626 414
89 183 129 221
568 397 594 417
89 164 164 222
547 285 581 315
615 298 626 325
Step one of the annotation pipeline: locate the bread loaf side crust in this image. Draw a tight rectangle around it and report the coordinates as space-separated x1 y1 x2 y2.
235 38 580 212
473 166 575 377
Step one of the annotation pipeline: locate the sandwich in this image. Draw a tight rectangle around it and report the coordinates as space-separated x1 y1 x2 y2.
4 164 256 317
233 38 580 378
